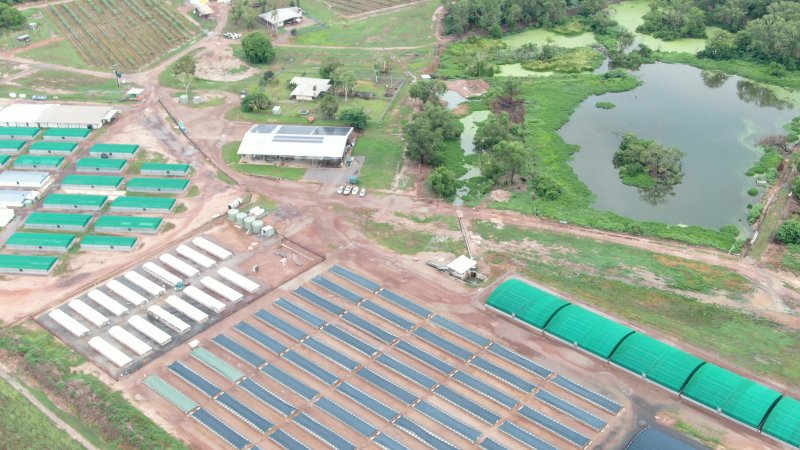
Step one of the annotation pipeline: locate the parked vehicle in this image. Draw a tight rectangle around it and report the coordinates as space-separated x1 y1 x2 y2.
32 94 48 101
359 188 366 197
336 185 344 194
343 186 352 195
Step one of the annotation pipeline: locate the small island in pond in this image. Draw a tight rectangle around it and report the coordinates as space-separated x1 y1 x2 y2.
612 133 686 189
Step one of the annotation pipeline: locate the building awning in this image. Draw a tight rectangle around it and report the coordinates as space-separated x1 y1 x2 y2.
447 255 477 275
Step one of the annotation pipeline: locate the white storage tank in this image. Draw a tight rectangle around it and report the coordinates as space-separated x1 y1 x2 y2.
192 236 233 260
183 286 226 313
87 289 128 317
68 299 110 327
200 276 243 303
227 209 238 222
165 295 208 323
48 308 90 337
176 244 216 269
108 326 152 357
128 315 172 345
88 336 132 368
243 216 255 232
124 271 166 297
251 220 264 234
107 280 148 306
235 212 246 226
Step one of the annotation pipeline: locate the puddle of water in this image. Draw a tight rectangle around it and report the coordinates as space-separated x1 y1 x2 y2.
440 90 467 110
460 110 490 155
610 0 710 53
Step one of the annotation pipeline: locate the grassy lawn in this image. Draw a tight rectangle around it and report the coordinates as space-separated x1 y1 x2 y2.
0 68 127 102
27 385 114 449
293 0 438 48
358 212 465 255
352 127 404 189
224 0 337 34
0 377 84 450
17 38 96 71
475 220 751 296
222 141 306 180
0 9 61 51
395 212 460 231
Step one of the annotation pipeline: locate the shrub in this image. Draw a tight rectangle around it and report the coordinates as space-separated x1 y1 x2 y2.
241 32 275 64
747 204 764 224
338 108 369 129
747 188 759 196
595 102 616 109
775 219 800 244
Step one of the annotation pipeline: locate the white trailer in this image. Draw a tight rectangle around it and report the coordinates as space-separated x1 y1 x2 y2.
124 271 166 297
158 253 199 278
108 326 152 357
176 245 216 269
68 299 110 327
107 280 148 306
143 262 185 290
147 305 190 335
192 237 232 260
183 286 226 313
128 315 172 345
87 289 128 317
48 308 89 337
165 295 209 323
200 276 243 303
217 267 259 294
88 336 132 368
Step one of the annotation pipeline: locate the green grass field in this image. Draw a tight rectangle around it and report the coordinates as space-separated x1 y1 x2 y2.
0 377 84 450
222 141 306 180
395 212 460 231
0 68 126 103
359 212 465 255
352 127 404 189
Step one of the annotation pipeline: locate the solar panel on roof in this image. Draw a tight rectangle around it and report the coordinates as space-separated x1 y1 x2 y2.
251 125 277 134
395 416 459 450
239 378 296 417
293 412 356 450
277 125 315 135
272 136 324 144
314 127 351 136
316 397 378 437
415 400 482 443
216 393 273 433
261 363 318 400
518 405 591 448
337 382 398 421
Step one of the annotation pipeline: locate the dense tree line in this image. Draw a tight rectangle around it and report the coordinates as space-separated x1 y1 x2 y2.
0 3 24 30
441 0 592 35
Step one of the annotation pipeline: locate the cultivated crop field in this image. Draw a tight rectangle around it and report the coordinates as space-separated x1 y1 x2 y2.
326 0 420 16
46 0 199 70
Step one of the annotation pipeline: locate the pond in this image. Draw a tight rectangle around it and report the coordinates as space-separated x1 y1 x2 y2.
610 0 711 53
440 90 467 110
560 63 798 230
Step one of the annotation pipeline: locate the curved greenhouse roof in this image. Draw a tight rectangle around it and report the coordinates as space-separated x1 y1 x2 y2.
610 333 705 393
544 305 635 359
682 363 782 429
762 396 800 448
486 278 570 329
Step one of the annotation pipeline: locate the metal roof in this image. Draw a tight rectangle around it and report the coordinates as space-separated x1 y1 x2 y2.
140 163 190 174
43 128 91 138
25 212 93 227
260 7 303 25
0 190 37 206
289 77 332 98
81 235 138 248
610 333 705 392
7 232 76 248
94 215 162 230
126 177 189 190
43 193 108 207
625 427 700 450
13 155 64 167
0 171 50 187
0 254 58 271
0 155 9 166
762 397 800 448
0 139 27 150
89 143 139 155
111 196 176 209
62 174 124 187
0 127 40 137
486 278 570 329
75 157 127 170
681 363 782 428
447 255 477 274
29 141 78 152
238 124 353 159
545 305 635 359
0 104 116 127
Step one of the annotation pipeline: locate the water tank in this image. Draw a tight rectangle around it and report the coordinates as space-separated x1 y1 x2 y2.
179 94 189 104
243 216 255 232
227 209 238 222
235 212 247 226
251 220 264 234
261 225 275 237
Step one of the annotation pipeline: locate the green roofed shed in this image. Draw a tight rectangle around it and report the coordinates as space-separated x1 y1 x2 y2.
94 215 163 234
29 141 78 154
6 232 76 252
0 254 58 275
89 143 139 159
111 196 176 212
140 163 190 176
43 194 108 210
682 363 782 429
75 158 127 173
13 155 64 169
545 305 635 359
486 278 570 329
144 376 197 413
24 212 93 230
43 128 91 140
0 127 39 138
126 177 189 193
609 333 705 393
762 397 800 448
0 155 9 167
0 140 27 153
62 174 124 190
81 235 137 251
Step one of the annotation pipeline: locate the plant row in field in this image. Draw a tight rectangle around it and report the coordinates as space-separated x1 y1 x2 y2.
327 0 417 15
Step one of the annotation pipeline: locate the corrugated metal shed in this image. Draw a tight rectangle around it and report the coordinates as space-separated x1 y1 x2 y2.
681 363 782 429
62 174 124 188
43 194 108 210
94 215 163 233
13 155 64 169
486 278 570 329
75 157 127 172
110 196 176 211
6 232 76 250
610 333 705 392
144 375 198 413
81 235 138 251
761 397 800 448
43 128 91 139
0 127 40 138
29 141 78 154
545 305 635 359
0 254 58 273
0 171 50 188
25 212 92 229
126 177 189 192
140 163 190 176
0 139 27 152
89 143 139 158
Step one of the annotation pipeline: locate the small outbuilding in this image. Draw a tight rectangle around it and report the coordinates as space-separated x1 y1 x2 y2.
260 7 303 28
447 255 477 280
289 77 331 101
0 254 58 275
194 3 214 18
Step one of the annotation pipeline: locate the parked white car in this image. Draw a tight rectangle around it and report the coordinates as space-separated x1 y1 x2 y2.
359 188 366 197
336 185 344 194
343 186 352 195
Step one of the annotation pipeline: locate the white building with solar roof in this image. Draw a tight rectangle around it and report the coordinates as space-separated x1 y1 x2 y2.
237 124 354 165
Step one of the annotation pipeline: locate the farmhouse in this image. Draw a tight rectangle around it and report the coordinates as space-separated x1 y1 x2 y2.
0 104 118 129
260 7 303 28
237 124 354 165
289 77 331 101
194 3 213 18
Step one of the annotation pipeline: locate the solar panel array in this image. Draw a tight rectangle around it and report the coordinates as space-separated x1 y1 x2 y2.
147 265 623 449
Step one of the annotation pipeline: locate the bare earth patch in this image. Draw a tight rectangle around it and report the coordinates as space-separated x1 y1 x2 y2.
490 189 512 202
194 39 259 82
445 79 490 98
